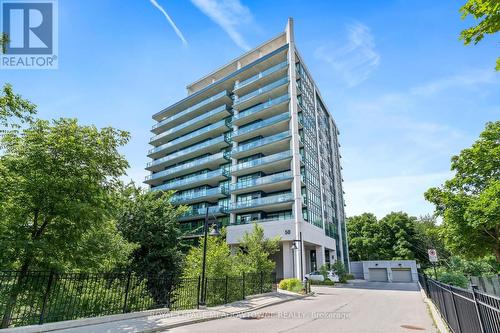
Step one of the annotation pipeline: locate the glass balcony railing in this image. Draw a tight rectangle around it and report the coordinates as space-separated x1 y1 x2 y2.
153 91 228 129
179 205 227 219
233 94 289 121
147 136 227 168
232 214 294 226
234 77 289 105
230 171 292 192
145 152 229 182
234 61 288 90
151 169 230 191
149 119 229 155
232 150 292 173
151 105 228 138
170 187 228 203
232 131 290 154
229 193 294 210
233 112 290 138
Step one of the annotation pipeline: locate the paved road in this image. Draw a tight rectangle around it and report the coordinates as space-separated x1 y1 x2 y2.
165 282 437 333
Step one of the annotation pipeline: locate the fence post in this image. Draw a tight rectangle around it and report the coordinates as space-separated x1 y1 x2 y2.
39 270 55 325
260 271 263 294
196 276 201 309
471 284 485 333
448 285 462 333
122 271 132 314
242 273 245 299
224 276 228 304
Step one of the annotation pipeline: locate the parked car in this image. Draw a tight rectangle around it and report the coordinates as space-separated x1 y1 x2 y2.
305 271 325 281
327 271 340 282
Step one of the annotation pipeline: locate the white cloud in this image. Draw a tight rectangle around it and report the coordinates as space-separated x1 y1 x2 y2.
344 172 452 218
190 0 253 50
149 0 188 46
314 22 380 87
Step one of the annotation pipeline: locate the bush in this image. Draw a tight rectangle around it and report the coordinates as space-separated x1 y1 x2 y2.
345 273 355 280
438 272 469 288
278 278 303 293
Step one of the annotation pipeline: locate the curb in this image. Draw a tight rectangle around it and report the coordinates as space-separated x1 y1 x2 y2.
418 284 450 333
141 293 308 333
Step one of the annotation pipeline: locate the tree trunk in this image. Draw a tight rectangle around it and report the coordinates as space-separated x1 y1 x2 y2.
1 259 31 328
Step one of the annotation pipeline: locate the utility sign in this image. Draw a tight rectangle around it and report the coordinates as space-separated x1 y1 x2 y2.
428 249 438 263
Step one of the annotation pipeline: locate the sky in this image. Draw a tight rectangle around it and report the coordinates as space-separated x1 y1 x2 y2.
2 0 499 218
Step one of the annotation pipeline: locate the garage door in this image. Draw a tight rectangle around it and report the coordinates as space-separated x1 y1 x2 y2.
392 268 412 282
368 268 388 282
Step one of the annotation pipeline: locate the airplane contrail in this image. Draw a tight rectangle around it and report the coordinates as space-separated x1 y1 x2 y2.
149 0 188 46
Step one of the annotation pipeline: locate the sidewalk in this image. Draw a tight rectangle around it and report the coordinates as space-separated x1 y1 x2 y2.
5 292 305 333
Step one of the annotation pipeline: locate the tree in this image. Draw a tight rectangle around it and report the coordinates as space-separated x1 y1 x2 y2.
347 212 423 261
0 118 135 327
116 183 187 278
182 231 237 278
0 118 134 272
235 223 280 274
425 121 500 263
414 215 450 267
0 83 36 132
346 213 380 261
0 33 9 54
459 0 500 70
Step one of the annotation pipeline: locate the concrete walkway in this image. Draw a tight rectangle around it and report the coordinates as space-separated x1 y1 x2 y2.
4 292 303 333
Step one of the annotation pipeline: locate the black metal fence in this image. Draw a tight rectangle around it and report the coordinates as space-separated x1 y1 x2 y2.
419 273 500 333
0 271 276 329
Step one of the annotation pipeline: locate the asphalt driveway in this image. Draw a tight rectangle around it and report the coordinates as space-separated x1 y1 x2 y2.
165 282 437 333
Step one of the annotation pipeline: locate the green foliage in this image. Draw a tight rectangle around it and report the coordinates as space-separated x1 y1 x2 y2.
347 212 424 262
438 272 470 288
0 83 36 131
116 183 187 278
459 0 500 70
309 279 335 286
235 223 280 274
413 215 449 268
319 264 329 279
331 260 347 278
182 233 237 278
0 118 134 272
278 278 303 292
0 33 8 54
425 121 500 263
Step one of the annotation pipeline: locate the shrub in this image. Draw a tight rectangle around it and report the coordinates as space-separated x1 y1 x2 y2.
278 278 303 293
310 279 334 286
438 272 469 288
345 273 355 280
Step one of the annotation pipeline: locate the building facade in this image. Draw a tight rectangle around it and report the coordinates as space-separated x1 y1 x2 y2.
145 19 348 279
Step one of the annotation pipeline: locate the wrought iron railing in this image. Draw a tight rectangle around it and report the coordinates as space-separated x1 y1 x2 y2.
418 273 500 333
0 271 276 329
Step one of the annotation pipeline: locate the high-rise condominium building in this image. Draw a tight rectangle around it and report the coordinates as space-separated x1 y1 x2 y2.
145 19 348 279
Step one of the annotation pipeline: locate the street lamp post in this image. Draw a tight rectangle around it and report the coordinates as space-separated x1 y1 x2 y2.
199 206 220 308
290 232 303 280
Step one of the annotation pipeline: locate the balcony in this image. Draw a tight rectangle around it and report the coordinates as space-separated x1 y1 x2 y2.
179 217 229 237
228 193 294 213
148 119 230 158
230 215 294 226
232 94 289 126
231 150 292 176
234 61 288 94
178 205 227 221
231 131 291 159
145 151 230 185
151 105 231 139
169 187 228 205
232 112 290 142
151 169 230 192
152 91 231 132
233 77 289 111
230 171 293 195
146 136 230 172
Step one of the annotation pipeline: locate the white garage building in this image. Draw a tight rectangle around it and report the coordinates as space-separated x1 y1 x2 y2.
350 260 418 282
